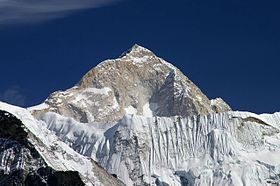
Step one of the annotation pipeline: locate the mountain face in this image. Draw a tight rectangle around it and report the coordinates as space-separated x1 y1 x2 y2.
1 45 280 186
33 44 230 123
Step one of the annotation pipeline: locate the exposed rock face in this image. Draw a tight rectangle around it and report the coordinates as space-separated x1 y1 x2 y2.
0 110 85 186
35 44 231 123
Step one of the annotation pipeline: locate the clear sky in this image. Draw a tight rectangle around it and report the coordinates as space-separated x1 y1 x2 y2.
0 0 279 114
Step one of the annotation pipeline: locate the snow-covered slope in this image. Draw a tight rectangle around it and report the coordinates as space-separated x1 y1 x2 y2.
37 110 280 186
0 101 125 186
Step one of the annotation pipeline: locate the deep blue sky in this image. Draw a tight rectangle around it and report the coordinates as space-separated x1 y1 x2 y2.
0 0 279 113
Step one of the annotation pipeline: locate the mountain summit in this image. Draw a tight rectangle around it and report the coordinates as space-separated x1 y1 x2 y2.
34 45 230 123
0 45 280 186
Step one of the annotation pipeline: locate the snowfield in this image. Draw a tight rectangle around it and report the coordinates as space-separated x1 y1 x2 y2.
29 105 280 185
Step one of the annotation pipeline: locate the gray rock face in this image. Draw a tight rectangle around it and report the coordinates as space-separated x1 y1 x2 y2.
0 110 85 186
36 44 231 123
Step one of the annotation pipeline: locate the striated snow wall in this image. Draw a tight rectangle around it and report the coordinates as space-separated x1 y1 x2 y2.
40 111 280 186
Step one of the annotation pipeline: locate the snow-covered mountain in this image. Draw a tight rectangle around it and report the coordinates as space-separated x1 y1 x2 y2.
0 45 280 185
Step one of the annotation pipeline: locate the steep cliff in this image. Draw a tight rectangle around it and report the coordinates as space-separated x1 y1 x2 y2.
31 45 230 123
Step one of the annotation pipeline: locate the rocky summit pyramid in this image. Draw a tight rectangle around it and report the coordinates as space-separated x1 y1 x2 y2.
32 44 230 123
1 45 280 186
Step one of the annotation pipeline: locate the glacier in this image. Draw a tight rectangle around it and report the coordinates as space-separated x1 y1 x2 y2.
37 110 280 186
